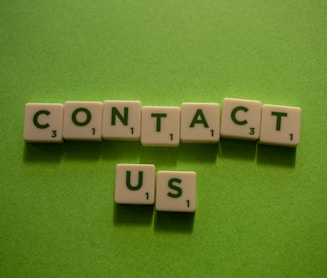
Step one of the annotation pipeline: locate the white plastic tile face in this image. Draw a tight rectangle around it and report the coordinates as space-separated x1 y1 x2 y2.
63 101 103 141
259 104 301 147
155 171 196 212
102 100 142 140
141 106 180 146
23 103 64 143
220 98 262 140
181 103 220 143
114 164 156 205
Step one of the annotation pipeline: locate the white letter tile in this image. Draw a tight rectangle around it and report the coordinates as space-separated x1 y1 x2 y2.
63 101 103 141
259 104 301 147
181 103 220 143
155 171 196 212
141 106 180 147
102 100 142 140
220 98 262 140
24 103 64 143
115 164 156 205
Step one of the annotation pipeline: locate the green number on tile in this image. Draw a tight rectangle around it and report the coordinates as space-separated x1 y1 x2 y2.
210 129 214 137
186 200 190 207
249 127 255 135
170 133 173 141
92 128 95 135
290 133 293 141
130 127 134 134
145 192 149 200
51 130 57 138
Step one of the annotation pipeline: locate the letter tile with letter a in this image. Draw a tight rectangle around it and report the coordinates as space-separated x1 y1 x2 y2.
181 102 220 143
114 164 156 205
156 171 196 212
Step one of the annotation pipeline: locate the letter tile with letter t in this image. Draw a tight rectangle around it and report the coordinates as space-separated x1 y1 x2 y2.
141 106 180 146
102 100 142 140
220 98 262 140
23 103 64 143
114 164 156 205
181 102 220 143
156 171 196 212
259 104 302 147
63 101 103 141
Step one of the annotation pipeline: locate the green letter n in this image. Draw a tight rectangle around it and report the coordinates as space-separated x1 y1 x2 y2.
111 107 128 126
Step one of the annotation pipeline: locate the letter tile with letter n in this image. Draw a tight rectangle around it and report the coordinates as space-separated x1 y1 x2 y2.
24 103 64 143
102 100 142 140
181 102 220 143
63 101 103 141
156 171 196 212
114 164 156 205
141 106 180 146
259 104 302 147
220 98 262 140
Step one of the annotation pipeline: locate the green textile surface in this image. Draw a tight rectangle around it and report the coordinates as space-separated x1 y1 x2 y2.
1 0 326 277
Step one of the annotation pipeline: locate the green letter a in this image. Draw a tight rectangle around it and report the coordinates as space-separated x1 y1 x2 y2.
190 109 209 128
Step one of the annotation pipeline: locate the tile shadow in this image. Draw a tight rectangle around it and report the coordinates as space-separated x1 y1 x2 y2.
256 144 296 167
179 143 219 164
139 146 179 168
220 138 257 161
154 211 194 233
24 143 63 163
101 141 141 162
113 204 154 226
63 141 101 160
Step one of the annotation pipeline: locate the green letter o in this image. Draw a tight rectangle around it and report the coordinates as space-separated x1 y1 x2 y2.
72 108 91 126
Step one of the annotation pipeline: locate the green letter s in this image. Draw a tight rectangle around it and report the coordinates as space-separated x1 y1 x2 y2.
167 178 183 198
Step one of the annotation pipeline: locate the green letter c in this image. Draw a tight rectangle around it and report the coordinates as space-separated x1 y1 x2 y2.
33 110 50 129
231 106 248 125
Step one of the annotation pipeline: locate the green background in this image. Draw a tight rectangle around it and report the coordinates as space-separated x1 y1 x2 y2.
1 0 326 277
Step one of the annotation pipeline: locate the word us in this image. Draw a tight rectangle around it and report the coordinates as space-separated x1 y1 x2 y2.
24 98 302 147
115 164 196 213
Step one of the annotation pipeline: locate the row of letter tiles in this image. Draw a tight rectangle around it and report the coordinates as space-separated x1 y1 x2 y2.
115 164 196 213
23 99 302 147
